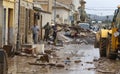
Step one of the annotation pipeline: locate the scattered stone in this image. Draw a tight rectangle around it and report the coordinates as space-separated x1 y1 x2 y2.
81 64 83 66
48 41 54 45
97 69 115 73
56 64 65 68
56 57 61 60
51 48 59 50
20 52 27 56
66 68 68 70
35 54 49 63
64 57 71 65
55 40 63 46
93 59 98 61
51 53 58 57
47 63 56 67
66 57 70 60
85 62 93 64
74 60 81 63
87 67 96 70
24 48 33 54
28 62 47 66
44 50 53 54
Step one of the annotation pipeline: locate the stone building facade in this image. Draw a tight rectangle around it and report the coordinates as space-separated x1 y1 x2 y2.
15 0 34 45
2 0 15 46
53 0 80 25
0 0 4 47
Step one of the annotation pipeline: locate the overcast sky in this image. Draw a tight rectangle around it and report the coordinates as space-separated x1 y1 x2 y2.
85 0 120 16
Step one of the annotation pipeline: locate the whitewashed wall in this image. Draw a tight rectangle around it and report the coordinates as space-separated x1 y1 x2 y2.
52 8 70 24
41 13 52 27
72 0 80 11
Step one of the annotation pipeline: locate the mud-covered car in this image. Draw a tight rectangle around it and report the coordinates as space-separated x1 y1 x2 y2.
78 23 90 30
0 49 8 74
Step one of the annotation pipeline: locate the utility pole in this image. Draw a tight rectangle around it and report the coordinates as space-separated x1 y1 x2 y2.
106 15 109 28
16 0 20 52
54 0 56 24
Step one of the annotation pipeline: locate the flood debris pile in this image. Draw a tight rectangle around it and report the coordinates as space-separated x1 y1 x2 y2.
26 45 66 69
63 25 95 44
95 58 120 74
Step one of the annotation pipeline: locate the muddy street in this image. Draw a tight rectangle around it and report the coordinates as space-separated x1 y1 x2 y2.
1 0 120 74
8 32 120 74
8 45 99 74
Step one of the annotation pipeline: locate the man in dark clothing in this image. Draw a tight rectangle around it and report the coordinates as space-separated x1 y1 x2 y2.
43 22 51 41
52 25 57 43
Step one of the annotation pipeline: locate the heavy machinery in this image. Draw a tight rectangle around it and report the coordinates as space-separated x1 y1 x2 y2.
94 5 120 59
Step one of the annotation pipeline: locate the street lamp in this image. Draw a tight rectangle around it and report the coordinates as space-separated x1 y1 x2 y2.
16 0 20 51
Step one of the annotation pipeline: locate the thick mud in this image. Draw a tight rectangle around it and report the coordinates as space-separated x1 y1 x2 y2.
8 32 120 74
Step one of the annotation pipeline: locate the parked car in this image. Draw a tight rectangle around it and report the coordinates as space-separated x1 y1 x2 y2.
0 49 8 74
78 23 90 30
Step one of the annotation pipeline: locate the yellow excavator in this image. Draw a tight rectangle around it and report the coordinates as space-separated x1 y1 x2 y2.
94 5 120 59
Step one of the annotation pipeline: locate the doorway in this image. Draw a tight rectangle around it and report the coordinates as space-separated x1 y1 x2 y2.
8 8 13 45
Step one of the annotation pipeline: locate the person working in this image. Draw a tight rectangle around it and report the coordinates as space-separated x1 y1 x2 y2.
31 24 39 44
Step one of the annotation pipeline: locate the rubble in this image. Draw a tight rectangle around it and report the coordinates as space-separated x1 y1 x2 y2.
8 30 120 74
3 45 14 57
44 50 54 54
95 58 120 74
97 69 115 73
35 54 49 63
74 60 81 63
28 62 47 66
56 64 65 68
85 62 93 64
64 57 71 65
47 63 56 67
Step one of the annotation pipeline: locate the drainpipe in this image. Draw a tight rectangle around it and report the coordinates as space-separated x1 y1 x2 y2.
54 0 56 24
0 0 4 47
16 0 20 51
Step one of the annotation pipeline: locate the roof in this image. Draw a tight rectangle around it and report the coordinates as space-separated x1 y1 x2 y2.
33 7 51 14
53 1 71 11
56 0 72 5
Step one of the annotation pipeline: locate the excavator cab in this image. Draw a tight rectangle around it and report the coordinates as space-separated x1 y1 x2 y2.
106 6 120 59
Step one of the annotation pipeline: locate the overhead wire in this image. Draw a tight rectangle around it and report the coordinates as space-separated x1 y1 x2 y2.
85 8 116 11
